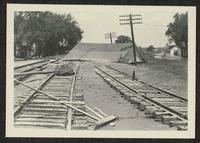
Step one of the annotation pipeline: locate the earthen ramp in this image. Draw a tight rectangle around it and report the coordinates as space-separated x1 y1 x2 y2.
64 42 145 63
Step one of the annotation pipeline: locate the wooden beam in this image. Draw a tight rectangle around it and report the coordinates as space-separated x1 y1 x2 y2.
14 79 100 121
85 105 103 119
94 115 118 130
15 71 55 76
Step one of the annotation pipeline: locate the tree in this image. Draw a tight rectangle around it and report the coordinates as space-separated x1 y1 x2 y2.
165 12 188 48
146 45 155 52
115 35 131 43
14 11 83 58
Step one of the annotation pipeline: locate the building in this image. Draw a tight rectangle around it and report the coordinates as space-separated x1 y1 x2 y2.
164 43 181 56
163 42 188 57
169 45 182 56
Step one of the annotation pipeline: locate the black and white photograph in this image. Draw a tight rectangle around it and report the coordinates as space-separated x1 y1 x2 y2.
6 4 196 138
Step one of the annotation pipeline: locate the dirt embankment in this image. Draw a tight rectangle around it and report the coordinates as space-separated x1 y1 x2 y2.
63 42 131 62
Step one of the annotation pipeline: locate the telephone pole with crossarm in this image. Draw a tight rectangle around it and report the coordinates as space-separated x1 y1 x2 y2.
105 32 116 44
119 14 142 65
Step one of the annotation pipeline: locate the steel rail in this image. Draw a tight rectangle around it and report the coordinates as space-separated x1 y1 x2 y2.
66 65 80 130
14 62 49 73
14 59 60 86
14 59 59 74
95 66 137 94
95 66 187 121
14 73 55 119
14 60 49 70
96 70 187 123
105 65 187 101
14 79 100 121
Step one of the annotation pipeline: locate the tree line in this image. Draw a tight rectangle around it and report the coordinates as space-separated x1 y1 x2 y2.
14 11 83 58
165 12 188 55
115 12 188 57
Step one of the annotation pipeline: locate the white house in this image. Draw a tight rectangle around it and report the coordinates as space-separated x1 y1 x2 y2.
169 45 182 56
164 43 182 56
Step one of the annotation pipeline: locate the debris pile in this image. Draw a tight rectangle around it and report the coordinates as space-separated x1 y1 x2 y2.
64 42 146 64
55 62 75 76
14 62 76 76
44 63 59 72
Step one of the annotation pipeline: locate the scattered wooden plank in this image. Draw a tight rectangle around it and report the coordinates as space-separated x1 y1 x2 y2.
85 105 103 119
94 115 118 130
94 107 108 117
14 74 55 119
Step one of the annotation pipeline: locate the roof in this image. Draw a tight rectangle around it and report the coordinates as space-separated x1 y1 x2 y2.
168 45 180 50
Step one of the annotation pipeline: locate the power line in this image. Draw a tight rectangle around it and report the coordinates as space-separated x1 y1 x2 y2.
105 32 116 44
119 14 142 66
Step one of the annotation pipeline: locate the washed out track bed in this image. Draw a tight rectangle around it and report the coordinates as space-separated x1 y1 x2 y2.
14 66 88 130
95 65 188 131
14 59 60 86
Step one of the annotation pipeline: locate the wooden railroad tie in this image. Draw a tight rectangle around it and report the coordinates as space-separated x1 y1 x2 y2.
14 79 118 130
95 66 188 130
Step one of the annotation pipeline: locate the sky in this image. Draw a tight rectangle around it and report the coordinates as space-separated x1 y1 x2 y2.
50 5 187 47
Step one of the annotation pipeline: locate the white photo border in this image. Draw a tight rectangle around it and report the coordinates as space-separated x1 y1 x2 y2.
6 4 196 138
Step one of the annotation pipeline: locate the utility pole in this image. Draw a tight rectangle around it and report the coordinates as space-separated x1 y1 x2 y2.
105 32 116 45
119 14 142 65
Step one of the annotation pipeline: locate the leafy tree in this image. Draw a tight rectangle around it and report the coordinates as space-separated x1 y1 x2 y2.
146 45 155 51
14 11 83 58
165 12 188 48
115 35 131 43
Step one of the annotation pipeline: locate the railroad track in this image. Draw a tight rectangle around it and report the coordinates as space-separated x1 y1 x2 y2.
14 59 60 86
15 60 50 73
94 65 188 131
14 66 88 130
